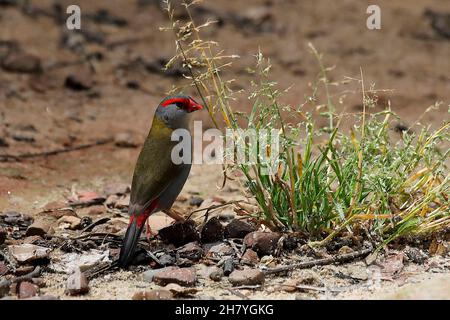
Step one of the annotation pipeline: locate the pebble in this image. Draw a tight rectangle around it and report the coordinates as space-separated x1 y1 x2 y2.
26 220 50 237
228 269 265 286
132 290 173 300
243 231 282 255
208 266 224 282
65 269 89 296
2 52 42 73
143 266 177 282
65 72 93 90
88 205 106 216
189 196 204 207
114 132 138 148
338 245 354 254
177 242 203 261
241 249 259 266
405 247 428 264
225 219 256 239
9 244 50 263
153 267 197 287
0 262 8 276
18 282 39 299
104 183 130 196
57 216 81 230
200 217 224 243
159 220 200 247
223 257 234 276
158 254 176 267
207 242 234 258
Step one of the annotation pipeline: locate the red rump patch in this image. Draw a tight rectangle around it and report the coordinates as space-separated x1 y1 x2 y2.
161 97 203 113
129 200 159 229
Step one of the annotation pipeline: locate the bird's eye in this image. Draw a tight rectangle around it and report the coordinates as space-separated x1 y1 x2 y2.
175 102 184 109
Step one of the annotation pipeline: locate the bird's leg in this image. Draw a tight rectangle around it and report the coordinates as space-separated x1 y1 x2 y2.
145 220 154 243
163 209 186 222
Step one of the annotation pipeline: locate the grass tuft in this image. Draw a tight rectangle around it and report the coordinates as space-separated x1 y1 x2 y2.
162 0 449 247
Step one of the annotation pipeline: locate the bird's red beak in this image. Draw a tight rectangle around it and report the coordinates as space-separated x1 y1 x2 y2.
187 99 204 113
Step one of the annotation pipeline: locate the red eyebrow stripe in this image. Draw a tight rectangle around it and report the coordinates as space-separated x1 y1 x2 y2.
161 97 189 107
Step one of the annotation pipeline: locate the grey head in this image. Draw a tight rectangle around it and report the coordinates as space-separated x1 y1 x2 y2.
155 94 204 129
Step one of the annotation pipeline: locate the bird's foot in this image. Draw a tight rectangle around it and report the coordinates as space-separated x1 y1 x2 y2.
145 220 155 243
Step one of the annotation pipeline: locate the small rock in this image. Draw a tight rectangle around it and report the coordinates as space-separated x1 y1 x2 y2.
159 220 200 247
104 183 130 196
2 52 42 73
241 249 259 266
281 278 300 292
365 251 378 265
208 266 223 282
12 132 35 143
23 236 42 244
223 257 234 276
405 247 428 264
225 219 256 239
0 226 6 245
0 137 9 148
177 242 203 261
9 244 50 263
87 205 106 216
49 249 110 274
189 196 204 207
31 278 45 288
380 252 405 280
65 269 89 295
206 242 234 259
0 262 8 276
41 202 77 219
153 267 197 287
65 72 93 90
57 216 81 230
18 282 39 299
132 290 173 300
26 220 50 237
201 217 224 243
114 132 138 148
143 266 177 282
243 231 282 256
2 211 33 226
163 283 198 298
14 265 35 276
126 80 140 90
113 195 130 210
91 218 127 234
338 246 354 255
229 269 265 286
76 191 105 204
158 254 176 267
260 255 276 267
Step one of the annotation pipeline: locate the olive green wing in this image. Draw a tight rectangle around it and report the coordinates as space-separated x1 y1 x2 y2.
129 123 183 215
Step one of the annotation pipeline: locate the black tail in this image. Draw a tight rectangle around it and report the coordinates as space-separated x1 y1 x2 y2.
119 219 144 267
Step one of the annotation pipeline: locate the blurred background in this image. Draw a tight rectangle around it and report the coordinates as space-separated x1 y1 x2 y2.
0 0 449 209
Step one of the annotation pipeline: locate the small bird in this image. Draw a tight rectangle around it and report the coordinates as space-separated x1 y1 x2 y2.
119 94 203 267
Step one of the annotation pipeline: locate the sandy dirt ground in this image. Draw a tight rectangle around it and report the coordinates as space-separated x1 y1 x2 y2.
0 0 449 300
